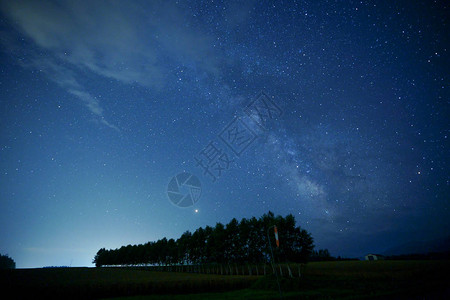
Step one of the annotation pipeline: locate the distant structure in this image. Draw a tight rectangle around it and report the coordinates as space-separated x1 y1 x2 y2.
365 254 385 261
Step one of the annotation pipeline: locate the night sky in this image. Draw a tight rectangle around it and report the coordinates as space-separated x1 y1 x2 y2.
0 0 448 268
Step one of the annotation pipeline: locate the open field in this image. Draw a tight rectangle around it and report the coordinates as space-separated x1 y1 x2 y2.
1 260 449 299
0 267 256 299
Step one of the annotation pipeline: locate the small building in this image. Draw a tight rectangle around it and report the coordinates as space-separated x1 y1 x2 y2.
365 254 384 261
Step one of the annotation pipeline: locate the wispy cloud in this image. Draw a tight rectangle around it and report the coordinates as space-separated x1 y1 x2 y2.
22 56 121 132
0 0 221 131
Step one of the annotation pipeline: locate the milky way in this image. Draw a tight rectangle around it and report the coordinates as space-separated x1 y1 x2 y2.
0 0 448 267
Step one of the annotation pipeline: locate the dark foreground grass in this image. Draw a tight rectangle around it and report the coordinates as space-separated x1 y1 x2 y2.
1 261 449 299
108 261 450 300
0 267 257 299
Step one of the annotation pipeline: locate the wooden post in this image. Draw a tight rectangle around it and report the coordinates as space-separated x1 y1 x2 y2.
287 264 293 278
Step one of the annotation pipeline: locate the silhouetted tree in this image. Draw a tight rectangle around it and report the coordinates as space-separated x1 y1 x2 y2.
0 254 16 269
310 248 334 261
177 231 192 264
93 248 106 267
225 218 241 262
93 211 315 266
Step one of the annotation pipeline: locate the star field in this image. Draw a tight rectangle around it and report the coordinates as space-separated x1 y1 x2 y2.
0 0 448 267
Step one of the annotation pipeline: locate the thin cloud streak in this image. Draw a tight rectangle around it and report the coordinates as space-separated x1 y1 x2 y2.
0 0 221 131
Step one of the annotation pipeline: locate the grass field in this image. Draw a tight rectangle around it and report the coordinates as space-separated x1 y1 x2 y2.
1 260 449 299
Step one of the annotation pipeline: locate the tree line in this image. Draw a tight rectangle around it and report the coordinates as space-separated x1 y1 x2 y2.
0 254 16 269
310 249 358 261
93 211 314 267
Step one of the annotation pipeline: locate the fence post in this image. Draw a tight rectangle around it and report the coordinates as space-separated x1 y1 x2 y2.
287 264 293 278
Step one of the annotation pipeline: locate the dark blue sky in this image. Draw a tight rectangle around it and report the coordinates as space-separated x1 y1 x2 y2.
0 0 448 268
